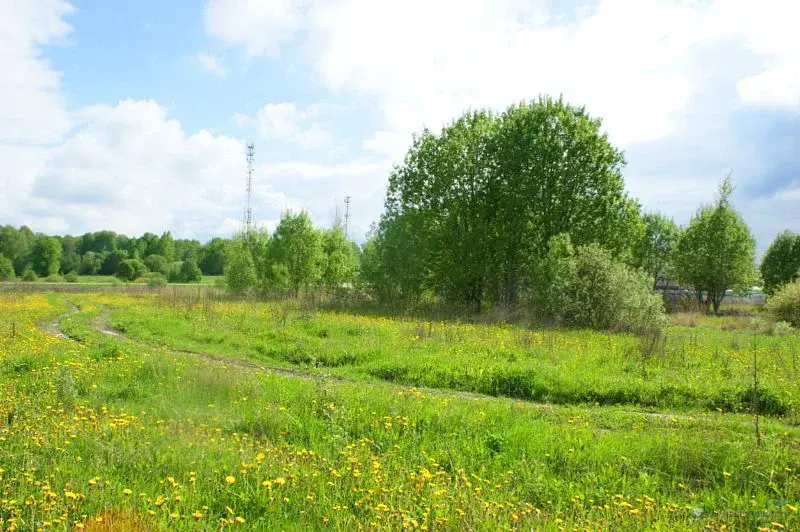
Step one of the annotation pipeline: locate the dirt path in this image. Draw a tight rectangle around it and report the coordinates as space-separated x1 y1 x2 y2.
42 301 80 340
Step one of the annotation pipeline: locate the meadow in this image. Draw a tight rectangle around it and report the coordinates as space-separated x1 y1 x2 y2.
0 291 798 530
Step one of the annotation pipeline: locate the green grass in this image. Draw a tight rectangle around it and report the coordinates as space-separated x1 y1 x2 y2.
1 292 798 530
98 294 800 421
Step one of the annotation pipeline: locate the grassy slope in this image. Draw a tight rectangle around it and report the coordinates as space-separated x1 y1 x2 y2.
0 293 798 530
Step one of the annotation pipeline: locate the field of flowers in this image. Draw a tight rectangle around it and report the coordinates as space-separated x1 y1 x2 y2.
1 292 799 530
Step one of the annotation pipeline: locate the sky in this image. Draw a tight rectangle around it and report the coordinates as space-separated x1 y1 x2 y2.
1 0 798 255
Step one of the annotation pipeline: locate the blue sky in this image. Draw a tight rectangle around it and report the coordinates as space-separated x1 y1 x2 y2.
0 0 798 256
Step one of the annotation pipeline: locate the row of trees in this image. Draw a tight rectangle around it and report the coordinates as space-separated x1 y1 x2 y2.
0 226 227 281
224 212 358 296
357 98 765 318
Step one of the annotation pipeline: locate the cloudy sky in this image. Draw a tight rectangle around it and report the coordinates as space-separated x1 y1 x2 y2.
1 0 798 254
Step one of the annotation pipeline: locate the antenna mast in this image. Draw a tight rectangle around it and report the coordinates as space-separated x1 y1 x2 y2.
344 196 351 239
244 142 255 233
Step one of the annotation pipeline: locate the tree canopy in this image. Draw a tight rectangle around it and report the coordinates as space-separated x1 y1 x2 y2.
371 97 642 311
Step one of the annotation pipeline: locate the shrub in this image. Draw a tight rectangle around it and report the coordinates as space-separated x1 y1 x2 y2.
536 236 665 333
765 281 800 328
147 275 167 288
0 255 15 281
64 271 79 283
44 274 64 283
116 259 148 281
22 269 37 282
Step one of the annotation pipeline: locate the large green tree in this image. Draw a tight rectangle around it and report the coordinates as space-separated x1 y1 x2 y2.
270 211 322 296
632 213 681 289
760 230 800 295
489 98 641 306
673 177 756 314
375 97 642 310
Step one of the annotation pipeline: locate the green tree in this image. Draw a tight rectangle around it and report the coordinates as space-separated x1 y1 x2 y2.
760 231 800 295
200 237 227 276
116 259 147 281
154 232 175 262
30 237 61 277
175 239 202 261
673 176 756 314
144 254 169 275
0 255 15 281
0 225 35 275
100 250 128 275
376 97 642 310
632 213 682 289
320 227 358 292
78 252 103 275
224 235 257 295
180 258 203 283
270 211 322 296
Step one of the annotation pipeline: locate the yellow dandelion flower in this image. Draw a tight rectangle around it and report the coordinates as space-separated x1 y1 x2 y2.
122 489 133 496
225 475 236 485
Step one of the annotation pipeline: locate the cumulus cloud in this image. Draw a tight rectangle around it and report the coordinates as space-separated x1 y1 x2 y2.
204 0 798 153
0 0 73 144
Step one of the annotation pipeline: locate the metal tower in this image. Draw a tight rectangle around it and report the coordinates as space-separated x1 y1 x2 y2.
343 196 351 239
244 142 255 232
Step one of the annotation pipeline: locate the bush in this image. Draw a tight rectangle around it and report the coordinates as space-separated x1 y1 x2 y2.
116 259 148 281
44 274 64 283
147 275 167 288
765 281 800 328
22 269 37 282
536 236 665 333
0 255 15 281
64 271 79 283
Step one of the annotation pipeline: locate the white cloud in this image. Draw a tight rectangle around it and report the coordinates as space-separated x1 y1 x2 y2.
204 0 304 57
26 99 248 237
194 52 228 76
205 0 800 157
256 102 332 150
0 0 73 144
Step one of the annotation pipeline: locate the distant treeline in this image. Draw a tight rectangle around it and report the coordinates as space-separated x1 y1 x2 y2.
0 226 226 282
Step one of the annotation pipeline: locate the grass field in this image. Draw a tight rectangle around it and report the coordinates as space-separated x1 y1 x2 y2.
1 292 798 530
